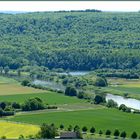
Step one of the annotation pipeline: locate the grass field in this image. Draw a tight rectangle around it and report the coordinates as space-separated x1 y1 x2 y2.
0 92 85 105
0 121 39 139
0 84 45 95
0 76 45 95
6 108 140 137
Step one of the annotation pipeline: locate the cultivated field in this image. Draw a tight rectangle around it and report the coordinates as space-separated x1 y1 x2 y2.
6 108 140 137
0 92 85 104
0 121 39 139
0 76 44 95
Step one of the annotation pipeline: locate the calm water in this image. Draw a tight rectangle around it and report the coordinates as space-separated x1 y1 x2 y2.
32 80 65 91
106 94 140 110
59 71 90 76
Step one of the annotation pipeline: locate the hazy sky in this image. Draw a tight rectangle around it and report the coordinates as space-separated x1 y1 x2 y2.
0 1 139 12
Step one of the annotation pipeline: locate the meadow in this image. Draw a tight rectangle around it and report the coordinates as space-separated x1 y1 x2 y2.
101 78 140 100
6 108 140 137
0 76 44 95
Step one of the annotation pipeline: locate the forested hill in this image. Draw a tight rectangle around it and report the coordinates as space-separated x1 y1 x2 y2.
0 11 140 70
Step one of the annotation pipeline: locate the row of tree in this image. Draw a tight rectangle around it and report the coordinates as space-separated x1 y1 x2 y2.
0 97 57 117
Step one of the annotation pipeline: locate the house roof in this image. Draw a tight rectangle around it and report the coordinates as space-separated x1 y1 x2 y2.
60 132 77 138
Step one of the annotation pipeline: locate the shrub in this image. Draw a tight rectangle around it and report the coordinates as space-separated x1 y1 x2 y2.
22 98 45 111
94 95 105 104
68 125 73 131
65 86 77 96
1 136 6 139
120 131 126 138
106 99 118 108
0 102 7 110
82 126 88 133
60 124 64 130
105 129 111 136
99 130 103 136
38 123 57 139
95 77 108 87
90 127 95 134
119 104 131 113
21 79 30 86
114 129 120 138
19 134 24 139
12 102 21 109
131 132 137 139
77 91 84 99
47 106 57 109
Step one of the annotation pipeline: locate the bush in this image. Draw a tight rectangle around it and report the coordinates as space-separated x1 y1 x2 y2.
19 134 24 139
1 136 6 139
119 104 131 113
94 95 105 104
65 86 77 96
99 130 103 136
105 129 111 136
2 111 15 116
114 129 120 138
0 108 14 116
68 125 73 131
47 106 57 109
131 132 137 139
120 131 126 138
12 102 21 109
106 99 118 108
21 79 30 86
90 127 95 134
22 98 45 111
95 77 108 87
38 123 57 139
4 106 14 111
60 124 64 130
82 126 88 133
77 91 84 99
0 102 7 110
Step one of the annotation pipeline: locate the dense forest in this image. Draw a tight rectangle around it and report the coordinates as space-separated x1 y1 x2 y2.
0 11 140 70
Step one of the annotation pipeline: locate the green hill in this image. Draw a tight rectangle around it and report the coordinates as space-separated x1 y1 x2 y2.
0 11 140 70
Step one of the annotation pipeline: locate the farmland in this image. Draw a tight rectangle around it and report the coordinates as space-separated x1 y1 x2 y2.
0 76 44 95
6 108 140 137
0 92 86 105
0 75 140 139
0 121 39 139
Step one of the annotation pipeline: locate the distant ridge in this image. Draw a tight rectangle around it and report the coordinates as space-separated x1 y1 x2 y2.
0 11 29 14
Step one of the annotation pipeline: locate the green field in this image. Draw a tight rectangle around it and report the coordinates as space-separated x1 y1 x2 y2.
0 121 39 139
6 108 140 137
110 86 140 94
0 92 85 105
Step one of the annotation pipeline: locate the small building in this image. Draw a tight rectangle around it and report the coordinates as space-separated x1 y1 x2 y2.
60 132 78 139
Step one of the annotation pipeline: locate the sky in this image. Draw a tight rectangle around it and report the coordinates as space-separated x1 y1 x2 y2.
0 1 139 12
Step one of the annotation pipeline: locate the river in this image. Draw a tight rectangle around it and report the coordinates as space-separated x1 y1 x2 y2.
58 71 90 76
32 80 65 91
106 94 140 110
